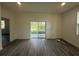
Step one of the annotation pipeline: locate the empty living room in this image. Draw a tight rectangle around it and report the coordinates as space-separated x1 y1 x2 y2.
0 1 79 57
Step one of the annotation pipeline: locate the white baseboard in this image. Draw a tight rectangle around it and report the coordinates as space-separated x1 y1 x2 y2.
15 38 62 40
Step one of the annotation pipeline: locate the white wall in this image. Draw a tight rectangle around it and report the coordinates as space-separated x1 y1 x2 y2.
1 5 62 42
1 6 16 42
62 6 79 48
15 13 62 39
0 5 2 50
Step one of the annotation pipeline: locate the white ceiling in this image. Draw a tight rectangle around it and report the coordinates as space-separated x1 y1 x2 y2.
1 2 79 13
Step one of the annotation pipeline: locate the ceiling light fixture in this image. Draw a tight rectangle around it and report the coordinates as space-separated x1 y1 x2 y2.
17 2 21 5
61 2 66 6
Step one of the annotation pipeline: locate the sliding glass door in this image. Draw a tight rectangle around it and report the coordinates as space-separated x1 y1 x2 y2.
30 22 46 39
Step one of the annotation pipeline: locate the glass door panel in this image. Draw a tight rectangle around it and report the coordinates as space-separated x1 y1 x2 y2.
38 22 46 39
30 22 46 39
31 22 38 39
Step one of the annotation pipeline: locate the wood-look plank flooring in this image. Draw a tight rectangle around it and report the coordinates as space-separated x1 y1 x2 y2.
0 39 79 56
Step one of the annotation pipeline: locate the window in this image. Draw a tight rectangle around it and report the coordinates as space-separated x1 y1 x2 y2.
77 12 79 35
1 20 5 29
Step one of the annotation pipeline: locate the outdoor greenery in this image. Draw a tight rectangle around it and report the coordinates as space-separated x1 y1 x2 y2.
31 22 45 34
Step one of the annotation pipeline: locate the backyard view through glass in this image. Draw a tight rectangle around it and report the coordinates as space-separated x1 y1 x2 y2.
30 22 46 39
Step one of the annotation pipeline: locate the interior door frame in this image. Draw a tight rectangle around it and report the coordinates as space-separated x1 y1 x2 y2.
1 17 10 48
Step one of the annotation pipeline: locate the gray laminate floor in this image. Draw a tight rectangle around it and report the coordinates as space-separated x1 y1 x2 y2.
0 39 79 56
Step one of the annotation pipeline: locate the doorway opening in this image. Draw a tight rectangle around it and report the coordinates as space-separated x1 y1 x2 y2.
1 17 10 48
30 22 46 39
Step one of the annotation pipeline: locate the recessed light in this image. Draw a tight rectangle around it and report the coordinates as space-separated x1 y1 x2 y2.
61 2 66 6
17 2 21 6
